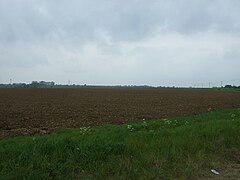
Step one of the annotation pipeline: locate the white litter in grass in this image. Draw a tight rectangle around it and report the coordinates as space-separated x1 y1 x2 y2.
211 169 220 175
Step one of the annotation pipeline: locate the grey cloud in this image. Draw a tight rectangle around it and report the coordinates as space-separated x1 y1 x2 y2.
1 0 240 43
0 0 240 86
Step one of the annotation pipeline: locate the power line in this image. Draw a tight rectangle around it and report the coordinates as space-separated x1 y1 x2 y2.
194 78 240 88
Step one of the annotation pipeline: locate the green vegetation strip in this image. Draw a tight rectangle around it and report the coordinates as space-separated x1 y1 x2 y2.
1 109 240 179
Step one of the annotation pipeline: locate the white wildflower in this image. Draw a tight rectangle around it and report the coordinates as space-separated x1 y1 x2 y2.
127 125 134 131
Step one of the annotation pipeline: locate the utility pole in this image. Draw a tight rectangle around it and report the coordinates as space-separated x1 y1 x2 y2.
10 78 12 84
209 82 211 88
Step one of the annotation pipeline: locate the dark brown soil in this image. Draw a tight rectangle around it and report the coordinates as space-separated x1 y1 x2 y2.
0 88 240 138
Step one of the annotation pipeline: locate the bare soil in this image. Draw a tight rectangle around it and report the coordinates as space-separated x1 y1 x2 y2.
0 88 240 138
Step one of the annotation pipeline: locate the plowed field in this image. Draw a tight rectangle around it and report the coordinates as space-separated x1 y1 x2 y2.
1 88 240 138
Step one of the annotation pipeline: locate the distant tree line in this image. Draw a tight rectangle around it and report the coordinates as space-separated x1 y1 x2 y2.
224 85 240 89
0 81 157 89
0 81 239 89
0 81 55 88
0 81 175 89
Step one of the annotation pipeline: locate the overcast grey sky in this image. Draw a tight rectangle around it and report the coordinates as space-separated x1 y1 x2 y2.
0 0 240 86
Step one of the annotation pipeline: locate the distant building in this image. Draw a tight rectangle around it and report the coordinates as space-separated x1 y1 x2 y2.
31 81 55 88
39 81 55 86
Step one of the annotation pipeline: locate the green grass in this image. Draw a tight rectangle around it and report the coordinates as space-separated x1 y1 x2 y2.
1 108 240 179
194 88 240 92
219 88 240 92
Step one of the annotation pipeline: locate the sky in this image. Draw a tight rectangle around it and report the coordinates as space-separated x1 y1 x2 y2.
0 0 240 87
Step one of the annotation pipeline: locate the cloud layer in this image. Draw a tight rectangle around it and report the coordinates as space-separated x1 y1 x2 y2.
0 0 240 86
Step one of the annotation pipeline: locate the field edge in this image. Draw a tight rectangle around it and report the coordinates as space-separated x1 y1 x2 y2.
0 108 240 179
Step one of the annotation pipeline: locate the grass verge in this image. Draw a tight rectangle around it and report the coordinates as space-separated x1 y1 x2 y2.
1 108 240 179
